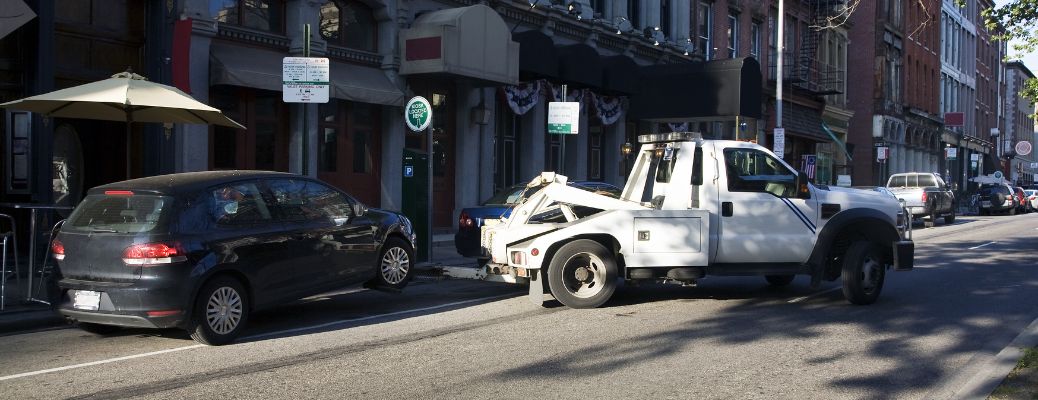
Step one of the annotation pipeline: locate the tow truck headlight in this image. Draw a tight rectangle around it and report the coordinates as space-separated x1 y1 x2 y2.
510 251 527 266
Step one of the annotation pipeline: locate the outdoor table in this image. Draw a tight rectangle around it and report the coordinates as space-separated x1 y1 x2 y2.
0 203 74 303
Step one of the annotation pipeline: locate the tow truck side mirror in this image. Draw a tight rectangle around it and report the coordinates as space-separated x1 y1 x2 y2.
795 171 812 199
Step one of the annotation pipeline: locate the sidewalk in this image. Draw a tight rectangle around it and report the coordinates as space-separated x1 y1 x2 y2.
0 233 482 335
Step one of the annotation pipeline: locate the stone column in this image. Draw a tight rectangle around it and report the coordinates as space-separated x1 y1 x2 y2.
520 100 546 179
603 121 625 187
454 82 482 221
176 2 218 172
381 107 404 211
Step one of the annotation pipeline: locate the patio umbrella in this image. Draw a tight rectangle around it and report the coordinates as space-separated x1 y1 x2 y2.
0 70 245 176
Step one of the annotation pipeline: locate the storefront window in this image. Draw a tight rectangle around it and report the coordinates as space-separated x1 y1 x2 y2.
320 0 378 52
210 0 285 33
208 87 287 171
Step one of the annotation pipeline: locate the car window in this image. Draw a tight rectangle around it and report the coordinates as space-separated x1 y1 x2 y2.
888 175 907 187
65 193 174 233
209 182 273 225
267 179 354 223
918 175 937 187
723 148 796 197
484 185 527 205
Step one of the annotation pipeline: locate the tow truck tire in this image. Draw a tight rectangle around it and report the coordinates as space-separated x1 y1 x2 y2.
765 275 795 286
841 241 886 305
547 240 618 309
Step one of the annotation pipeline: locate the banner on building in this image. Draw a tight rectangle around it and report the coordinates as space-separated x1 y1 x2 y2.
501 81 542 115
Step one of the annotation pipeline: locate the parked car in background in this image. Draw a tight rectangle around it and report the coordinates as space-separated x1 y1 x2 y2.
1024 189 1038 211
455 181 621 258
977 183 1018 215
54 171 416 345
885 172 956 227
1013 187 1029 214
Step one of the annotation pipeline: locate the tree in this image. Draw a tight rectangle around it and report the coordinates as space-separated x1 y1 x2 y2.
984 0 1038 105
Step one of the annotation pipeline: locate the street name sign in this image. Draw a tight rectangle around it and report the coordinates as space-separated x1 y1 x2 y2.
405 96 432 132
548 102 580 135
283 57 329 103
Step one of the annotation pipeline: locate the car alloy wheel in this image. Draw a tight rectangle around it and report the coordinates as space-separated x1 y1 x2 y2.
381 246 410 285
206 286 243 335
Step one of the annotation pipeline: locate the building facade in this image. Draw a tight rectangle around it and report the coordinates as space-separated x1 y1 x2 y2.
1004 61 1036 185
903 0 942 182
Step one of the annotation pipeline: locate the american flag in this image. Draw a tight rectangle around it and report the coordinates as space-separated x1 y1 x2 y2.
801 155 816 180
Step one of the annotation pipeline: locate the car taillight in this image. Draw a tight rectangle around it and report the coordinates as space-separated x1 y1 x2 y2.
459 211 474 228
921 192 927 203
122 243 186 266
104 190 134 196
51 239 65 261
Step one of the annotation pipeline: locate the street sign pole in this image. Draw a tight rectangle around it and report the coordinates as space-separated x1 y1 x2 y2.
427 108 433 260
302 24 311 176
405 96 434 261
560 84 567 175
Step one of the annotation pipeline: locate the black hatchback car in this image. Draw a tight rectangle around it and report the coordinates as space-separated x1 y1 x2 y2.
54 171 416 345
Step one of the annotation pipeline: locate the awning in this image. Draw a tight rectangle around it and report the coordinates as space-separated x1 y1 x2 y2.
629 57 762 121
399 4 519 85
557 44 603 88
513 30 558 79
781 103 829 142
210 43 405 106
601 55 640 95
0 0 35 41
821 121 853 161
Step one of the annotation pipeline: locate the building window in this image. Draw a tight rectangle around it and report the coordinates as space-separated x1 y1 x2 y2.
588 126 603 181
727 13 739 58
320 0 378 52
750 21 761 59
695 2 713 59
208 87 289 171
628 0 641 30
210 0 285 33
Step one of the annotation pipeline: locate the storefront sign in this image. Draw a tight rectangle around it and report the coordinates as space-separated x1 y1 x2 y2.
876 146 889 161
773 128 785 159
837 175 851 187
945 147 957 160
971 153 980 161
404 165 414 178
548 102 580 135
282 57 329 103
405 96 433 132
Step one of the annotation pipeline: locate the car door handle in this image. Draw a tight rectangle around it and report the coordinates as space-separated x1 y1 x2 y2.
722 202 733 217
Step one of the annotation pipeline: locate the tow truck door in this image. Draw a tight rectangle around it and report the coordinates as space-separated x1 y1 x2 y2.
714 145 818 263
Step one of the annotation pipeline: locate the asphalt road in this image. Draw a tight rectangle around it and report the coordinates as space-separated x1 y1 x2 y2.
1 213 1036 399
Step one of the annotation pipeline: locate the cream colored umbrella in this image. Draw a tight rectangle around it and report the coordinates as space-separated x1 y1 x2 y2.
0 70 244 176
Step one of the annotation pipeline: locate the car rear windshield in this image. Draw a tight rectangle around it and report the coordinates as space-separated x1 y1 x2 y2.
888 174 937 187
978 185 1009 195
64 194 174 234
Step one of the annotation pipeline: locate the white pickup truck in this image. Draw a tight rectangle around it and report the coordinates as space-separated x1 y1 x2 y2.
480 132 914 308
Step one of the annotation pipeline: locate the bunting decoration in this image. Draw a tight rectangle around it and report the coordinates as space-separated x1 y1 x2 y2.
548 83 585 103
501 81 542 115
667 122 690 132
592 94 626 126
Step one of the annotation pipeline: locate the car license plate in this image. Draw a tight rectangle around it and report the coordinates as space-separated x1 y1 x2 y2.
73 290 101 311
981 201 990 207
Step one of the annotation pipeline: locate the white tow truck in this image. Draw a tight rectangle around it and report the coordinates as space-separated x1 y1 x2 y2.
480 132 914 308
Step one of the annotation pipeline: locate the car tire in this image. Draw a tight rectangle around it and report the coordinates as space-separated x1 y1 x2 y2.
979 209 989 216
944 211 955 224
765 274 795 286
189 276 249 346
924 212 935 228
1009 206 1017 216
77 322 121 335
841 240 886 305
372 237 414 290
547 239 618 309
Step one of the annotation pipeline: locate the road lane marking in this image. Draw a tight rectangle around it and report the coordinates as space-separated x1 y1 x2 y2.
788 287 841 303
968 241 997 250
240 293 518 341
0 345 204 382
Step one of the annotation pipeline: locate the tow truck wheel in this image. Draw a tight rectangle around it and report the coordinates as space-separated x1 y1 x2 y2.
841 241 886 305
547 240 618 309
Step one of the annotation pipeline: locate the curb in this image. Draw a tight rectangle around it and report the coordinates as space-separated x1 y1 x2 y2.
0 309 67 335
949 315 1038 399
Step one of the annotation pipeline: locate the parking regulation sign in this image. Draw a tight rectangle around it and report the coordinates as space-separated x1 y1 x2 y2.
283 57 329 103
405 96 432 132
547 102 580 134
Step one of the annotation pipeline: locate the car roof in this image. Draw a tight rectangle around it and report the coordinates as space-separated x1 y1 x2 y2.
88 170 299 196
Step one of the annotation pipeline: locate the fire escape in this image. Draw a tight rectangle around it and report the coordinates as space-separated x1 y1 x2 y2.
770 0 846 96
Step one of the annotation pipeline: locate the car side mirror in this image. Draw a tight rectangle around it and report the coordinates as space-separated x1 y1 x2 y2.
795 171 812 199
354 203 367 217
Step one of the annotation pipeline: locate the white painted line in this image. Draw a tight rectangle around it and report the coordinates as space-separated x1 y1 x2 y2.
0 344 204 382
788 287 841 303
968 241 997 250
240 293 517 341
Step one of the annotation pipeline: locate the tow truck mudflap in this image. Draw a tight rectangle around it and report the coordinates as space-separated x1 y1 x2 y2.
528 269 545 305
893 240 914 271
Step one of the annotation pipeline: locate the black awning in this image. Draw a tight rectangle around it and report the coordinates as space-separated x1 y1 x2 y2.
782 103 829 142
513 30 558 79
557 44 603 88
629 57 762 121
601 55 641 95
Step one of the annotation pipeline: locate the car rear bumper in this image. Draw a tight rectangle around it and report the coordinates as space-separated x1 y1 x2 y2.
454 229 482 258
58 278 192 329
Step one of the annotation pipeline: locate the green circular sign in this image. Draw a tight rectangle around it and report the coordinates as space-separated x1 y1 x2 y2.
405 96 432 132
